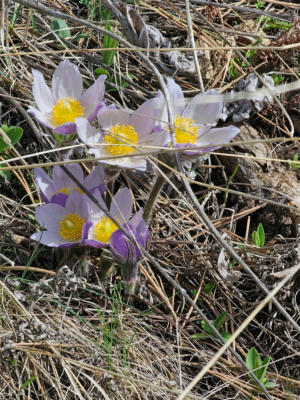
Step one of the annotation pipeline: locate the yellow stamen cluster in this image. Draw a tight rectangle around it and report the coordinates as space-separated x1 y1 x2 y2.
94 216 119 243
173 115 198 144
58 213 84 241
51 97 84 126
52 186 83 197
104 124 138 156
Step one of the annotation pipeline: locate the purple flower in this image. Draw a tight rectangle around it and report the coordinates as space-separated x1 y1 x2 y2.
85 187 132 248
159 78 240 154
34 164 106 207
28 60 106 135
110 209 149 283
75 96 168 171
30 191 91 248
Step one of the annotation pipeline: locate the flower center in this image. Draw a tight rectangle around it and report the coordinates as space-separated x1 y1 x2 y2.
51 97 84 126
52 186 83 197
58 213 84 241
94 216 119 243
173 115 198 144
104 124 138 156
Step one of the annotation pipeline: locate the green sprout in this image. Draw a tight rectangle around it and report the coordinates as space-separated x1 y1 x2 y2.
290 154 300 169
0 124 23 181
272 75 285 85
246 347 276 389
252 223 265 247
255 1 265 8
191 311 231 342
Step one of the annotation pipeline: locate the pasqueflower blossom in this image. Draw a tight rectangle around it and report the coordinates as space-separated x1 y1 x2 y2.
85 187 133 248
110 209 149 283
159 78 239 153
75 96 168 171
28 60 106 135
30 191 90 247
34 164 106 207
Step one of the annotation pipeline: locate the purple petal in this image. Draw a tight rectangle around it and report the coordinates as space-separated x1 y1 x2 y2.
80 75 106 120
75 117 101 143
84 239 108 248
196 126 240 150
130 96 164 138
130 209 149 246
35 203 66 230
110 229 131 260
86 189 107 216
31 69 55 113
110 187 132 223
83 165 106 195
65 191 89 221
53 164 84 192
58 241 81 248
166 77 185 116
34 167 54 202
31 230 65 247
50 192 68 206
27 107 53 129
52 60 83 101
97 108 130 129
183 89 223 125
87 102 105 122
140 128 169 151
54 122 77 135
82 221 92 241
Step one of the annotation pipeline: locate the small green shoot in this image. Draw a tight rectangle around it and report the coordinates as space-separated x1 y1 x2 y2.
9 3 22 33
102 20 119 67
0 124 23 152
191 311 231 341
224 164 239 202
255 0 265 8
259 16 291 32
272 75 285 85
19 375 37 391
0 124 23 181
252 223 265 247
246 347 276 389
203 282 215 294
245 37 263 64
290 154 300 169
51 18 71 39
229 59 238 79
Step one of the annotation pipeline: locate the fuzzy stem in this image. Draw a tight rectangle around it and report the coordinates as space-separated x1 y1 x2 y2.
143 166 172 224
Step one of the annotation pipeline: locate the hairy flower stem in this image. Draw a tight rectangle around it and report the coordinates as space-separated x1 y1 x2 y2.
143 166 172 224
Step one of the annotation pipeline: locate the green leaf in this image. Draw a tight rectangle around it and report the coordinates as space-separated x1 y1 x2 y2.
257 223 265 247
20 375 37 390
201 320 214 335
0 163 11 181
290 154 300 169
264 381 276 389
191 333 208 340
0 125 23 152
94 67 110 78
221 331 231 341
257 355 270 382
203 282 215 294
246 347 262 372
51 18 71 39
214 311 227 330
102 20 118 67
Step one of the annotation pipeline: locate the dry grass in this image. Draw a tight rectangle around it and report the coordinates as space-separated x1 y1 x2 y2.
0 0 300 399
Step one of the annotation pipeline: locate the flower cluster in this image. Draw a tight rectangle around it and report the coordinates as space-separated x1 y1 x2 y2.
31 164 147 282
29 60 240 283
29 61 240 168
